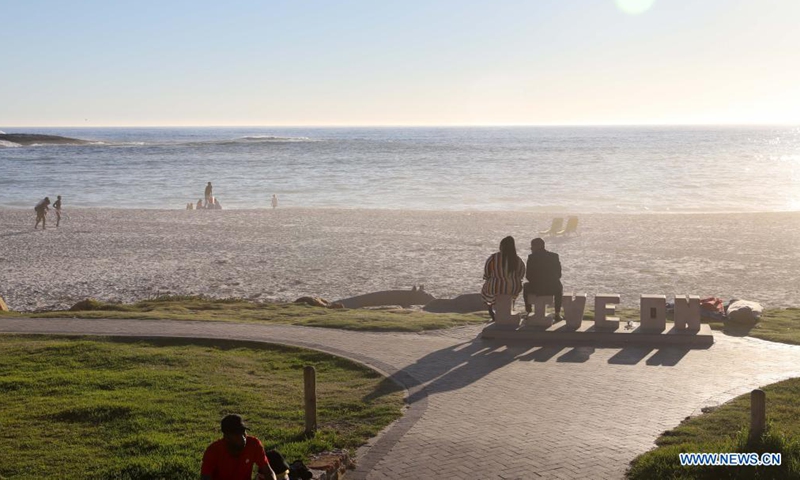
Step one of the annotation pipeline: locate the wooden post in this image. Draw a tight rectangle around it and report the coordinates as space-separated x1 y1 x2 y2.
750 389 766 440
304 366 317 436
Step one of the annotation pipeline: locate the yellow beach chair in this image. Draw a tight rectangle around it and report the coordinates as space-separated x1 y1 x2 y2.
555 216 579 236
539 217 564 236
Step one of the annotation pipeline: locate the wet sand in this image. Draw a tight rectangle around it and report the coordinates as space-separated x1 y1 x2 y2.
1 208 799 312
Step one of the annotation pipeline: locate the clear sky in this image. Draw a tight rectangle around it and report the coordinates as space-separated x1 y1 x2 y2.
2 0 799 126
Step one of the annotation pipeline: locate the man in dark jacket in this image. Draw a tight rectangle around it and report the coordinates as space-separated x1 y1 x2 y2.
523 237 563 320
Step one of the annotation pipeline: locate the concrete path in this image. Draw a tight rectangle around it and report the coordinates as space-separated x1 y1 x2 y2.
2 318 800 479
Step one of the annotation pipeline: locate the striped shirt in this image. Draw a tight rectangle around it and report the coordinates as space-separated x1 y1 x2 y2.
481 251 525 305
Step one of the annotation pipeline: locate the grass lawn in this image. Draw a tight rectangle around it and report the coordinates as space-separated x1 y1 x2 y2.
1 296 488 332
627 378 800 479
0 335 404 480
706 308 800 346
3 297 800 343
578 307 800 346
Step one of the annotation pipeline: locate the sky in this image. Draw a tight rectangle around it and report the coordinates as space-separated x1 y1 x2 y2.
2 0 799 127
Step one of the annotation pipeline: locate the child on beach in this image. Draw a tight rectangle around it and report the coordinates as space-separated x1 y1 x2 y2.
53 195 62 227
271 194 278 209
34 197 51 230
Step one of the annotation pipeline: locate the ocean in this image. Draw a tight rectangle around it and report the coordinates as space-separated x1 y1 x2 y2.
1 126 798 212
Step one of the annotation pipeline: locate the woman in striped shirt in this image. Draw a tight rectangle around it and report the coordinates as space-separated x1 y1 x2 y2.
481 236 526 321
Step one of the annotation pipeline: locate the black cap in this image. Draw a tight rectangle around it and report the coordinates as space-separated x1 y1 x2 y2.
221 414 248 434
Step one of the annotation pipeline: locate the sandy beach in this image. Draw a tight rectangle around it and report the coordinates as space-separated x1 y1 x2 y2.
1 207 799 312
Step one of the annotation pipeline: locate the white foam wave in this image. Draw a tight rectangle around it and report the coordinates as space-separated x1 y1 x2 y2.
0 140 22 147
236 135 314 142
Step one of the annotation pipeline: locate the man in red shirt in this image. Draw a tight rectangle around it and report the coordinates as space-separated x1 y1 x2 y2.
201 414 276 480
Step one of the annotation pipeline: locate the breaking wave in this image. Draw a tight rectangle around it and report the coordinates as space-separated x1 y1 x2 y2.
172 135 318 147
237 135 313 142
1 136 316 148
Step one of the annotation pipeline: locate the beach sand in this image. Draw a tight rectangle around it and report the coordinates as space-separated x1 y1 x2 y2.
1 208 799 312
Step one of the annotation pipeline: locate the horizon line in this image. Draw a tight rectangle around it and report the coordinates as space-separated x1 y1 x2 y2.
3 122 800 129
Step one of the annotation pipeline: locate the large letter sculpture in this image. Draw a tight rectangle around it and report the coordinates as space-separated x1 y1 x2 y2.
594 294 620 329
494 294 520 327
674 295 701 330
640 295 667 332
562 293 587 329
527 294 554 327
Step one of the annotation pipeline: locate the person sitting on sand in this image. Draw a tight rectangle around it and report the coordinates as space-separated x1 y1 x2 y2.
481 236 526 322
523 237 563 320
53 195 63 227
201 414 276 480
197 198 204 210
213 197 222 210
34 196 51 230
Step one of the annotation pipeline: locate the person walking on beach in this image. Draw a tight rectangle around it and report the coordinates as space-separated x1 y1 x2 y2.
481 236 526 322
53 195 62 227
205 182 213 208
201 414 276 480
271 194 278 209
34 196 51 230
523 237 563 320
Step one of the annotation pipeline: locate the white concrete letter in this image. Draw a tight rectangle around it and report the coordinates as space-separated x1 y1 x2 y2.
640 295 667 332
674 295 701 330
594 294 620 329
494 294 520 327
562 293 587 329
526 294 554 327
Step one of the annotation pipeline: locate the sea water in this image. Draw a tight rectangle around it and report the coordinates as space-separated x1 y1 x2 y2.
1 126 798 212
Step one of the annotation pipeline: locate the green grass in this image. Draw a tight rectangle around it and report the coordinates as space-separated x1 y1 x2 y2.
2 295 488 332
627 378 800 479
581 307 800 346
706 308 800 346
4 297 800 343
0 335 404 480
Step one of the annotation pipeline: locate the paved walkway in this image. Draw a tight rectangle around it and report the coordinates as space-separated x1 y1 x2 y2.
2 318 800 479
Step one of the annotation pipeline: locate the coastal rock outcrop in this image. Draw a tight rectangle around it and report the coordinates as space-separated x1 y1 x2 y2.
0 133 91 146
69 298 104 311
294 296 344 309
335 286 434 309
423 293 485 313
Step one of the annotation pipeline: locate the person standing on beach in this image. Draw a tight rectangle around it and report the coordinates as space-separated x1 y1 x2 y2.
53 195 62 227
34 197 50 230
205 182 213 208
271 194 278 209
201 414 276 480
481 236 526 321
523 237 563 320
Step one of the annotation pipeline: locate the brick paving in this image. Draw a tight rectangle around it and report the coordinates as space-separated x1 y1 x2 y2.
2 318 800 479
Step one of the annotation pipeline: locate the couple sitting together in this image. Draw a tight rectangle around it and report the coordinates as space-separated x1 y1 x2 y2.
481 236 563 321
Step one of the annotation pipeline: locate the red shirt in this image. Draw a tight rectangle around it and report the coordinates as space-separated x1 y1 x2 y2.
201 436 269 480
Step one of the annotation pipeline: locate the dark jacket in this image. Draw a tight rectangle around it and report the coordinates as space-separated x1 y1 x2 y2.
526 250 562 294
